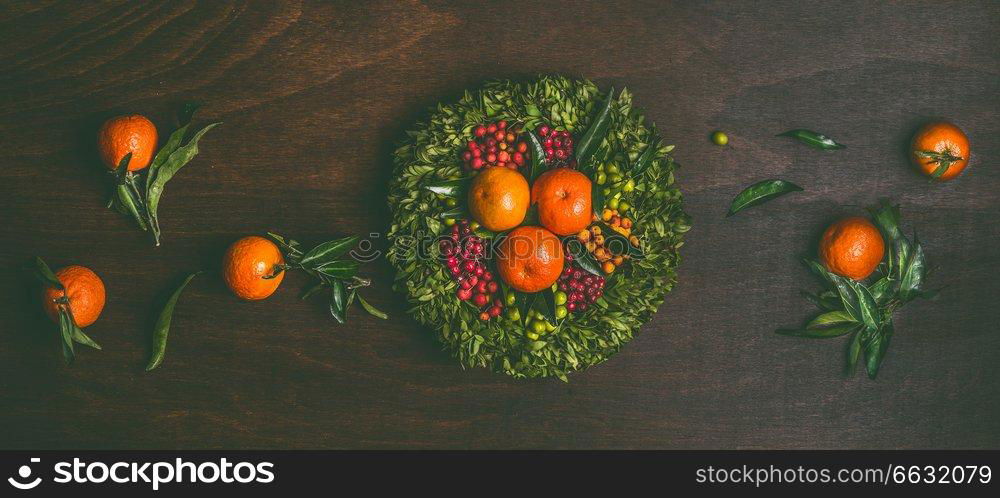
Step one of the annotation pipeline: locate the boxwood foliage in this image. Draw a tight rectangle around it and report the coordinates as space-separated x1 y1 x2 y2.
387 76 690 381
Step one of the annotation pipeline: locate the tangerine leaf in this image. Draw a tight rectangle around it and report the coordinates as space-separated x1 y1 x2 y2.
727 179 803 217
145 271 200 371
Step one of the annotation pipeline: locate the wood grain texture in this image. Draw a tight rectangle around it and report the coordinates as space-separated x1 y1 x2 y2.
0 0 998 449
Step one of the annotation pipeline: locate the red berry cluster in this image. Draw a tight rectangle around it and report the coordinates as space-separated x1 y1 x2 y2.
557 261 605 313
441 220 502 320
538 124 576 168
462 120 529 171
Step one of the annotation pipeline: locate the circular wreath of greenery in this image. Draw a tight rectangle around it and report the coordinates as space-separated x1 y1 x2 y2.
387 76 690 381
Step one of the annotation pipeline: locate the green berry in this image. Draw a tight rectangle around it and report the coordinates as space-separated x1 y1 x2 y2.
596 172 607 185
618 201 631 212
609 173 623 184
554 291 567 305
607 164 620 174
608 198 620 210
505 292 516 306
507 308 520 321
711 130 728 146
446 198 458 207
527 332 540 340
624 179 635 192
444 219 456 226
531 320 547 334
555 305 568 319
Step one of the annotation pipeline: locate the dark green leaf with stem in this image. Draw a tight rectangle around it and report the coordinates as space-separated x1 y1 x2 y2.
57 308 75 364
315 260 359 279
846 330 863 375
776 323 858 339
806 310 856 329
267 232 303 258
526 131 548 183
145 271 200 371
777 129 846 150
898 233 925 301
628 137 661 179
299 236 359 267
146 103 202 192
329 279 347 324
357 294 388 320
828 273 861 322
915 150 963 179
34 257 64 290
575 87 615 172
71 324 101 350
590 177 605 217
801 290 840 311
531 289 558 325
146 121 222 245
423 178 469 198
727 179 803 217
439 205 468 220
850 281 880 333
301 282 326 301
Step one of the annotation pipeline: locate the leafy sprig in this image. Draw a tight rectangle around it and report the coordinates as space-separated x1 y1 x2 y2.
107 103 221 246
267 233 387 323
32 257 102 364
914 150 963 179
777 200 937 378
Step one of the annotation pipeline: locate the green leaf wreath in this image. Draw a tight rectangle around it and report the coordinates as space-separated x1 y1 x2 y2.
387 76 690 380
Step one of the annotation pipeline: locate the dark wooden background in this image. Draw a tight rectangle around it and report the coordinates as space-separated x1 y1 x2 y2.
1 0 997 449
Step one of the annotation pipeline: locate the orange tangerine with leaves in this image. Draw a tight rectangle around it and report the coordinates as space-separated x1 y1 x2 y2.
819 217 885 280
911 121 970 181
98 114 159 171
42 265 106 328
223 236 286 300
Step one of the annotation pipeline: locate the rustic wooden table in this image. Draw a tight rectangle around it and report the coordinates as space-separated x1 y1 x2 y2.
1 1 997 449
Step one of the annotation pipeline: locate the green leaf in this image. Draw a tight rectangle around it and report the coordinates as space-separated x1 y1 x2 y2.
776 323 858 338
145 272 200 371
57 309 75 364
576 86 615 171
846 329 862 375
356 294 388 320
629 137 661 178
526 131 548 183
777 129 846 150
898 233 925 301
146 103 201 191
423 178 469 198
565 238 603 277
828 273 861 322
115 183 148 231
329 280 347 324
299 236 360 267
113 152 132 184
801 290 840 311
806 310 856 329
316 260 359 279
865 320 893 379
34 256 64 290
531 289 558 325
727 179 803 217
71 325 101 350
867 200 903 245
301 282 326 300
146 121 221 245
439 205 468 220
850 280 879 333
590 175 605 216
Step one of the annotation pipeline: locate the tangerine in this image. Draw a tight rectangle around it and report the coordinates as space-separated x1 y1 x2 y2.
42 265 106 328
496 225 564 293
223 236 286 300
98 114 159 172
530 168 592 236
819 217 885 280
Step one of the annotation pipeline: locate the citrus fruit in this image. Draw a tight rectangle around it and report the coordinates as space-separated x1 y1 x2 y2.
911 121 969 181
98 114 158 171
467 166 529 232
496 225 565 292
42 265 106 328
819 217 885 280
223 236 286 300
530 168 592 236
